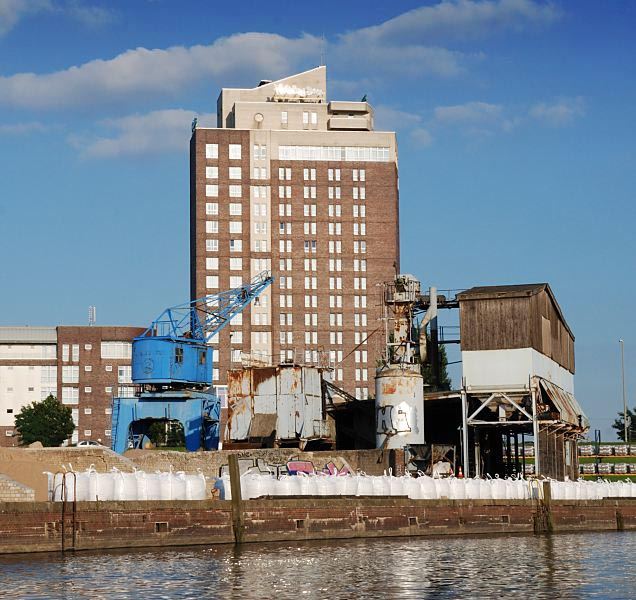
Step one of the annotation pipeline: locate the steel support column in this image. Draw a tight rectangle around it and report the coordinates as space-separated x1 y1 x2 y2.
461 388 469 476
532 385 540 475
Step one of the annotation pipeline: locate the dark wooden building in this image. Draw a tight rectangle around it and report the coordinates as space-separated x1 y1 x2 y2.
452 283 587 481
458 283 574 374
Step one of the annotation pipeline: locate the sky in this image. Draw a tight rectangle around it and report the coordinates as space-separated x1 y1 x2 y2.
0 0 634 439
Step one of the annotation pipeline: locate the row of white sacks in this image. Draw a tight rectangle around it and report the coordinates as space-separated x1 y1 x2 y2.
219 473 636 501
47 468 207 502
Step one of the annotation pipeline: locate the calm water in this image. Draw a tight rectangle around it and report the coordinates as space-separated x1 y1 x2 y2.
0 532 634 599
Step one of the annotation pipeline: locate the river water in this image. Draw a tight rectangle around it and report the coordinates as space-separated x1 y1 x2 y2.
1 532 634 599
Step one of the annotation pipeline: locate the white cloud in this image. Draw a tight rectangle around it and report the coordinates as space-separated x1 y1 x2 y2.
429 96 585 139
529 97 585 126
0 0 113 35
373 106 433 147
374 105 423 131
70 109 215 158
0 0 51 35
64 0 115 27
434 101 503 123
0 32 321 109
411 128 434 147
0 1 563 110
431 100 526 137
340 0 561 46
0 120 49 134
334 0 559 79
333 41 468 78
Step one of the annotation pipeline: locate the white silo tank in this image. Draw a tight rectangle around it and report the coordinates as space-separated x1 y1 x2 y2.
375 367 424 449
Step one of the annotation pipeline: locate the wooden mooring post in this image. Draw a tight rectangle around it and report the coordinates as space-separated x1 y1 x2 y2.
228 454 245 544
534 480 553 534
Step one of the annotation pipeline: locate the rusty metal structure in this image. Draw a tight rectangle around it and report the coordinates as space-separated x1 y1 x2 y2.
368 279 589 479
416 283 589 480
375 275 434 452
224 364 334 449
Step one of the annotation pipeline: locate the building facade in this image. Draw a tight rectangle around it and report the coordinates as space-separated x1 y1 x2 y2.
0 326 143 447
190 66 400 398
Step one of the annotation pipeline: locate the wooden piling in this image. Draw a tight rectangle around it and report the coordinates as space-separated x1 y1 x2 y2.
228 454 244 544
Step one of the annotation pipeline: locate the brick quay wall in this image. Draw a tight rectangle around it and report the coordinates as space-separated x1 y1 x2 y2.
1 498 635 555
0 447 398 502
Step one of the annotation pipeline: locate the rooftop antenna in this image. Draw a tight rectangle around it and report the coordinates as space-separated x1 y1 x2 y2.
88 305 96 327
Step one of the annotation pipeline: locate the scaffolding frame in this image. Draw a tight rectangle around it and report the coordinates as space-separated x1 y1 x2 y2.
461 381 540 478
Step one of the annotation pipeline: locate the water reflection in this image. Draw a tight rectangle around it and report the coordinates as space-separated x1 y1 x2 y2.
0 532 633 599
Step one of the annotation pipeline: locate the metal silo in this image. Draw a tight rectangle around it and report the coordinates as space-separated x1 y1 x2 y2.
375 274 426 449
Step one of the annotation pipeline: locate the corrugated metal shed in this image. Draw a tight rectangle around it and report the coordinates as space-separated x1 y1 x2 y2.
538 378 589 429
0 327 57 344
225 365 332 447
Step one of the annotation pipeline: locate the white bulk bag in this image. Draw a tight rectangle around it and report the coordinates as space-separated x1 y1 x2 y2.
135 471 148 501
157 472 172 500
259 474 277 497
53 472 75 502
434 478 451 499
120 472 138 501
277 475 293 496
420 476 437 500
491 477 506 500
95 471 115 501
315 474 332 496
145 473 162 500
516 479 529 500
343 475 358 496
449 478 466 500
479 479 493 500
372 475 391 497
288 474 303 496
356 475 374 497
333 475 348 496
390 476 406 497
172 472 187 501
464 478 480 500
404 476 421 499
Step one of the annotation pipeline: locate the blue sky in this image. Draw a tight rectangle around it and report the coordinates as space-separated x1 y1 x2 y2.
0 0 634 439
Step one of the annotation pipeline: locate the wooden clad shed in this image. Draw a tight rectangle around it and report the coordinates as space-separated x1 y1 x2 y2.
457 283 575 374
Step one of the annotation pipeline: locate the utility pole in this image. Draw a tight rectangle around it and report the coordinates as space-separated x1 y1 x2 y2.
620 339 628 444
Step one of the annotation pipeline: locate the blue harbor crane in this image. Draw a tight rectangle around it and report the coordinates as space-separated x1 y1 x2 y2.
110 272 274 453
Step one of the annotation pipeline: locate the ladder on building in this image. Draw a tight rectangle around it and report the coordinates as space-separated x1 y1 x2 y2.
58 471 77 553
110 398 121 452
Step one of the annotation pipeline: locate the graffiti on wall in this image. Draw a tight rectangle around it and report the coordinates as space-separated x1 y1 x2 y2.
218 455 352 478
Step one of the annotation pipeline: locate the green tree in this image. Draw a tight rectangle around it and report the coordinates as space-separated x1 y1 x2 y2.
14 394 75 447
612 406 636 442
148 421 167 446
147 420 185 447
420 341 452 391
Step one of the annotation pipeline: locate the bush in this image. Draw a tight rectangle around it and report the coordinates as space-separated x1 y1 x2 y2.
14 394 75 447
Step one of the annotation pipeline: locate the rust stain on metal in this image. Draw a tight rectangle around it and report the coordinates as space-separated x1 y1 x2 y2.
251 367 276 389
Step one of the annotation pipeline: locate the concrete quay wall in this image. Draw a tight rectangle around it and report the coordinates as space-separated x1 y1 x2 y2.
1 498 634 555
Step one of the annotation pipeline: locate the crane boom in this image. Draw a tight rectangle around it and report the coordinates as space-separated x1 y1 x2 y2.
131 271 273 387
137 271 273 343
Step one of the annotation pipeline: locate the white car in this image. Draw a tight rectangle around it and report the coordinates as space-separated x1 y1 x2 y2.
76 440 102 447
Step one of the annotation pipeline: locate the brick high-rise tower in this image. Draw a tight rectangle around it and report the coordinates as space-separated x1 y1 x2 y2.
190 66 399 399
